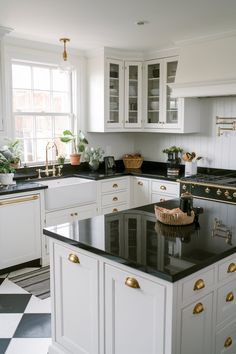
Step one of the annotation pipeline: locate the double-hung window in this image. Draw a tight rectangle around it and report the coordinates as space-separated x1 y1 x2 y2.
12 61 74 163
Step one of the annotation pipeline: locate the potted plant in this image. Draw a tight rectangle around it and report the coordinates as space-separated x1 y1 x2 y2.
60 130 89 165
0 138 22 168
162 146 183 177
84 147 104 171
0 156 15 185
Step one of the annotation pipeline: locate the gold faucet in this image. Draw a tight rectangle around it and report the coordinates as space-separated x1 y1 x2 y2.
37 141 59 178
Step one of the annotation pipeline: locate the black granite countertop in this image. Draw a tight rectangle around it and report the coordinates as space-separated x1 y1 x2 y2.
44 198 236 282
0 181 47 196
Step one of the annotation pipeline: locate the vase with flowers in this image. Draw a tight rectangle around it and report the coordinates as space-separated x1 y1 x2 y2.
162 146 183 177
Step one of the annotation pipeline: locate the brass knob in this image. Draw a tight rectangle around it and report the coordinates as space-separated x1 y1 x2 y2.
224 190 230 197
193 279 205 291
112 208 118 212
160 185 167 190
160 198 165 202
68 254 80 264
74 212 78 216
70 213 74 216
182 184 187 191
193 302 204 315
226 291 234 302
138 181 143 186
125 277 140 289
113 183 118 188
205 187 210 194
227 263 236 273
233 192 236 198
216 189 222 196
224 337 232 348
113 197 118 201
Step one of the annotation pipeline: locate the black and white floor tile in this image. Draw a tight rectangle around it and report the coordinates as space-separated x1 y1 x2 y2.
0 269 51 354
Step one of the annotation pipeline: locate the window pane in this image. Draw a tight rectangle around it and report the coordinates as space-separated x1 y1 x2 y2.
33 67 50 90
21 138 34 163
54 116 71 136
52 92 69 112
52 69 69 92
33 91 50 112
12 64 31 89
15 115 34 138
36 139 50 162
36 116 52 138
13 89 31 111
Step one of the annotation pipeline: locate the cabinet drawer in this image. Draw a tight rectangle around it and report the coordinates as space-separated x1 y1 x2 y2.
217 280 236 324
151 180 179 195
218 256 236 283
216 318 236 354
101 178 128 193
181 268 215 303
102 204 129 215
151 193 174 203
102 191 128 207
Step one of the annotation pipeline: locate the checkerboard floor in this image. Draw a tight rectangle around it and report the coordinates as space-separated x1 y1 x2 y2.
0 271 51 354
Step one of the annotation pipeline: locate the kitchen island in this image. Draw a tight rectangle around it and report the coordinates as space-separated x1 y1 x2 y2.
44 198 236 354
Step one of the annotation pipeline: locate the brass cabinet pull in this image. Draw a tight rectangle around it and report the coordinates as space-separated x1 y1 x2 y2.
113 183 118 188
224 337 232 348
112 208 118 212
193 302 204 315
125 277 140 289
0 195 39 206
74 212 78 216
160 185 167 190
138 181 143 186
68 254 80 264
226 291 234 302
70 213 74 216
193 279 205 291
227 263 236 273
113 196 118 201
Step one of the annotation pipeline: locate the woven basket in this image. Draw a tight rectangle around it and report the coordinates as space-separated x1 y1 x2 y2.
123 157 143 169
154 205 195 226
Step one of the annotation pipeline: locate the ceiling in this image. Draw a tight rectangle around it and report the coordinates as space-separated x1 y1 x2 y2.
0 0 236 51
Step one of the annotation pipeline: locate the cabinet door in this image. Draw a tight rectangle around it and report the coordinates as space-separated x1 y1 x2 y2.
105 264 166 354
53 243 99 354
124 61 142 128
124 213 142 263
0 194 41 269
106 59 124 128
105 214 124 257
143 59 162 128
132 177 150 207
180 293 213 354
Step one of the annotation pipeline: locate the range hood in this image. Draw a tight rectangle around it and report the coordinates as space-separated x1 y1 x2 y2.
171 36 236 98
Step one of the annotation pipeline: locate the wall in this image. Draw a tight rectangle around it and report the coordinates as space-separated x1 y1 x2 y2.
133 97 236 170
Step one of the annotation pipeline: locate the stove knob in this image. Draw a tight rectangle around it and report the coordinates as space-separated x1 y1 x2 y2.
216 189 222 196
182 184 187 191
205 187 210 194
224 190 231 198
233 192 236 198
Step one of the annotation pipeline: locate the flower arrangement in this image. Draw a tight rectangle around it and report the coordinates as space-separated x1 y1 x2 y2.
84 147 104 171
162 145 183 164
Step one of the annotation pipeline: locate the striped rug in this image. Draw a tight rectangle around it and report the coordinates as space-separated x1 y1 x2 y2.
9 266 50 299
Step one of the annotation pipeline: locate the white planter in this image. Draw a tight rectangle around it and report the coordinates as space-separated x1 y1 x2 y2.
0 173 14 185
185 161 197 177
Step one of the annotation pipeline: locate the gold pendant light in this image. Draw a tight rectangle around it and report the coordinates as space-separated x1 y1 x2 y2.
58 38 73 73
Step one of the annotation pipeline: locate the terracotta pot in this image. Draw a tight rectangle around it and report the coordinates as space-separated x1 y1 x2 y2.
70 153 81 166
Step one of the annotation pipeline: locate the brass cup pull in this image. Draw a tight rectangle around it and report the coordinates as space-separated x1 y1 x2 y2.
70 213 74 216
113 183 118 188
113 197 118 201
112 208 118 212
226 291 234 302
138 181 143 186
224 337 232 348
227 263 236 273
125 277 140 289
193 302 204 315
160 185 167 190
68 254 80 264
193 279 205 291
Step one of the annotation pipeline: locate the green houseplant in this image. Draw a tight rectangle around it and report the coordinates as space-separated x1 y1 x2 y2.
0 157 15 185
84 147 104 171
60 130 89 165
162 145 183 177
0 138 22 168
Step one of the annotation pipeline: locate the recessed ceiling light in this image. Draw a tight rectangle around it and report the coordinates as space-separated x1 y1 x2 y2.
135 20 149 26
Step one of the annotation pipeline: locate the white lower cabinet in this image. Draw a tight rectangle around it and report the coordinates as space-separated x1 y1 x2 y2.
180 293 213 354
105 264 166 354
51 242 99 354
132 177 150 207
0 192 42 270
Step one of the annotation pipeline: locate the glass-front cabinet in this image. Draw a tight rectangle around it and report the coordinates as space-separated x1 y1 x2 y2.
144 56 180 130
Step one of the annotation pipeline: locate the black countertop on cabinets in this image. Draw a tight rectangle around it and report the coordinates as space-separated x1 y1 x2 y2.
44 198 236 283
0 181 47 196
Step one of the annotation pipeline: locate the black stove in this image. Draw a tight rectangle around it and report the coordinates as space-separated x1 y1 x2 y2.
179 173 236 204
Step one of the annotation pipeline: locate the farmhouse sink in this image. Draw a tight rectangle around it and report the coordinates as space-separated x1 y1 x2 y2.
39 177 97 211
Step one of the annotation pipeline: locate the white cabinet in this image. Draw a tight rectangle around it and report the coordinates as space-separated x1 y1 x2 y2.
50 242 99 354
132 176 150 207
100 177 130 214
0 192 42 269
143 57 200 133
151 179 180 203
105 264 166 354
